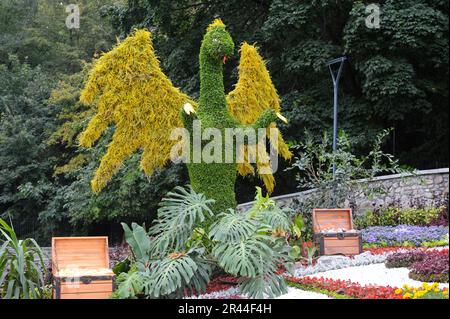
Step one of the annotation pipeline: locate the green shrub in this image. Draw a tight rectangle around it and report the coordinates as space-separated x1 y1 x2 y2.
355 207 441 229
0 218 47 299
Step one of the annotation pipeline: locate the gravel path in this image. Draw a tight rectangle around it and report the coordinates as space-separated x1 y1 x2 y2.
307 263 449 289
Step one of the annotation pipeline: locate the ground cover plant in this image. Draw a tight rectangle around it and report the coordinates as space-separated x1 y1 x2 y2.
361 225 449 248
409 250 449 283
385 250 427 268
384 248 449 283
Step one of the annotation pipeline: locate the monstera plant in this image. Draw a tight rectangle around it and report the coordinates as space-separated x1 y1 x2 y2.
78 19 292 213
114 186 294 299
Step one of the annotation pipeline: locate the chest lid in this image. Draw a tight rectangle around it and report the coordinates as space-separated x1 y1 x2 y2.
52 237 110 274
312 208 354 233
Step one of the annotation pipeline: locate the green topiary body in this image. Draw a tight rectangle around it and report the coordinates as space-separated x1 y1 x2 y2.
181 23 277 213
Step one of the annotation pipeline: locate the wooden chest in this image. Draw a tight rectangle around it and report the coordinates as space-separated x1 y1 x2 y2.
312 209 362 256
52 237 115 299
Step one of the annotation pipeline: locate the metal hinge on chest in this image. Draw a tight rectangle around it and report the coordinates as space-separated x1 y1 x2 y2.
337 232 345 240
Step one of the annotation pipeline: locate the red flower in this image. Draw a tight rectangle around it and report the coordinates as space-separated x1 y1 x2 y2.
363 246 417 255
285 276 403 299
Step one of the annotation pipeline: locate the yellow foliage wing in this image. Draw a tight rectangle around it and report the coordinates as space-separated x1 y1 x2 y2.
79 29 195 193
226 43 292 193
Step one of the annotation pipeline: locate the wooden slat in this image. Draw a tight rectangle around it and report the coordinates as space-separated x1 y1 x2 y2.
52 236 114 299
55 268 114 277
323 237 360 247
52 237 109 271
312 209 354 233
60 292 112 299
61 281 112 294
55 261 106 269
324 246 360 255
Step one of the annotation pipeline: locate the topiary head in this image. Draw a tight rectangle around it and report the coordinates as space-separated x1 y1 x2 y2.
201 19 234 65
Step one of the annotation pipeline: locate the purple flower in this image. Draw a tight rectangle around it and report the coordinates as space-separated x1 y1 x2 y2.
361 225 449 246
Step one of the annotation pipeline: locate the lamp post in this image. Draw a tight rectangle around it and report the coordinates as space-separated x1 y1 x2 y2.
327 56 346 179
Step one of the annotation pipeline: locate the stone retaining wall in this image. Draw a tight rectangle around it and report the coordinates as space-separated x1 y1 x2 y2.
238 168 449 214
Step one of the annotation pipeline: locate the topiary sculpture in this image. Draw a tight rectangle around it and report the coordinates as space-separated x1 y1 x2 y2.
79 19 292 213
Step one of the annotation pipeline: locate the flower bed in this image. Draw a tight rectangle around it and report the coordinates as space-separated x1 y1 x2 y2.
291 247 431 278
409 250 449 283
204 275 238 294
291 252 388 277
383 249 449 283
395 283 449 299
285 276 402 299
364 246 417 255
285 276 449 299
385 250 427 268
361 225 448 247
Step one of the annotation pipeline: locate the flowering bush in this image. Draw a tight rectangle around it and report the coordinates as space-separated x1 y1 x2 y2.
409 250 449 283
285 276 402 299
395 283 449 299
385 250 427 268
361 225 448 247
355 207 442 229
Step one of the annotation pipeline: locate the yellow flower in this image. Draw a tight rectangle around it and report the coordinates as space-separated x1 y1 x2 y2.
403 293 413 299
416 291 426 298
395 289 403 295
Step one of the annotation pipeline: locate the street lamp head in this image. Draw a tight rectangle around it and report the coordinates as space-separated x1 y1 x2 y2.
326 56 347 66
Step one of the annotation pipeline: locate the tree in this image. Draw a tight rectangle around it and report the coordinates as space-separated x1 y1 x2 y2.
0 0 119 74
0 0 121 242
104 0 449 173
0 56 58 241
